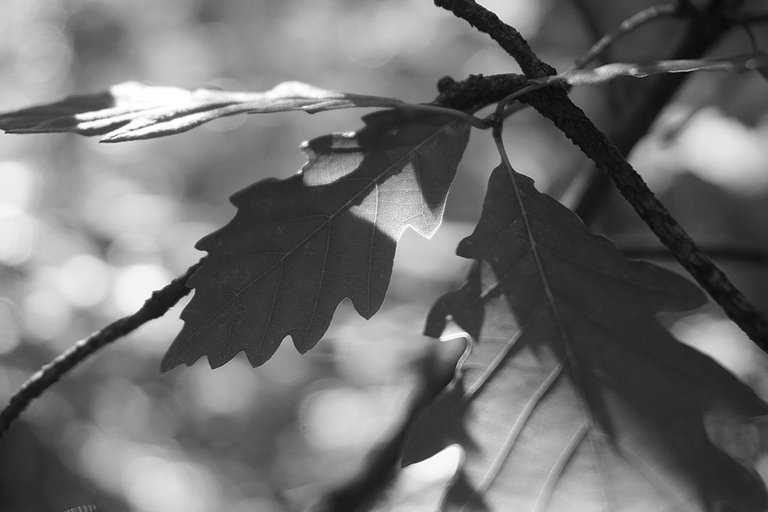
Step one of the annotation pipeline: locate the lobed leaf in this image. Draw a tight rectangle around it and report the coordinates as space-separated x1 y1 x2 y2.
404 165 768 511
0 81 407 142
161 109 471 370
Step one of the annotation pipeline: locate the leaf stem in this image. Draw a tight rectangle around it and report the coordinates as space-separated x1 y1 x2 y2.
437 0 768 350
0 260 202 440
395 103 491 129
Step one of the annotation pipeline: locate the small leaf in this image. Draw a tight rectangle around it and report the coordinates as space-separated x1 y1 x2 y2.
161 110 470 370
0 81 408 142
545 54 768 86
404 165 768 511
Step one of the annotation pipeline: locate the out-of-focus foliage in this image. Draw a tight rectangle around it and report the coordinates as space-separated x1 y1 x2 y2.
2 1 768 511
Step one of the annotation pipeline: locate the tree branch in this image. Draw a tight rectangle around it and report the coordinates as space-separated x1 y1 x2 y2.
622 244 768 265
575 3 682 68
0 260 202 440
569 0 606 59
573 3 731 222
433 0 556 79
435 0 768 349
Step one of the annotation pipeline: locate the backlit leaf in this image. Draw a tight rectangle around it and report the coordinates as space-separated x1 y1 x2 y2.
403 165 768 511
537 54 768 86
0 81 407 142
161 110 470 370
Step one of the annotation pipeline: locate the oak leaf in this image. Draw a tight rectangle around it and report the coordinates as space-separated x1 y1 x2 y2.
0 81 407 142
162 109 470 369
404 165 768 511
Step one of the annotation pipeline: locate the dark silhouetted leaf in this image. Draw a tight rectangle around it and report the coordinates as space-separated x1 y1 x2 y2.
0 81 408 142
403 165 768 511
161 110 470 370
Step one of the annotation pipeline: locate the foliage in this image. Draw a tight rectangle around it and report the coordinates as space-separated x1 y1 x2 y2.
3 1 768 512
405 165 768 511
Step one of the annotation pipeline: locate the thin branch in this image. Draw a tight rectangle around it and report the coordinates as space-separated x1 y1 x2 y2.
622 245 768 265
573 8 733 222
436 0 768 349
433 0 557 79
575 3 682 69
569 0 605 59
0 260 202 440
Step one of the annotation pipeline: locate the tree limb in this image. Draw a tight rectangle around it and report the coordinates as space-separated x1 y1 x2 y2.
0 260 202 440
575 3 682 68
434 0 768 349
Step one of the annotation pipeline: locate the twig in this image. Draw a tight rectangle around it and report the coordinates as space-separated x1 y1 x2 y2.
622 244 768 265
435 0 768 349
569 0 605 59
575 3 682 68
433 0 556 79
573 7 732 222
0 260 202 440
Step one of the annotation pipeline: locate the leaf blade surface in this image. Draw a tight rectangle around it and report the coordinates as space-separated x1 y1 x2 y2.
404 165 768 511
0 81 407 141
162 110 470 369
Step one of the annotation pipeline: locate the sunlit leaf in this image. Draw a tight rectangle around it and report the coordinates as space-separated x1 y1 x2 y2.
403 165 768 511
161 110 470 370
0 81 408 142
543 54 768 86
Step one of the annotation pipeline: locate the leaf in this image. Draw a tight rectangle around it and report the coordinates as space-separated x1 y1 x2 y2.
539 54 768 86
161 109 470 370
403 165 768 511
0 81 408 142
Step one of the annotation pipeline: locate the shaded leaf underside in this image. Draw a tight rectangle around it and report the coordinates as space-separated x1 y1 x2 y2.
162 110 470 370
404 165 768 511
0 81 407 142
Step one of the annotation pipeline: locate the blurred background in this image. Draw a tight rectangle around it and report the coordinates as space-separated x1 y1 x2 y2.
1 0 768 511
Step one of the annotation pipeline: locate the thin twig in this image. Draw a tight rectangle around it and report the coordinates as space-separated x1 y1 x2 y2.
433 0 556 79
622 245 768 265
435 0 768 349
573 9 734 222
569 0 605 59
0 260 202 440
575 3 681 69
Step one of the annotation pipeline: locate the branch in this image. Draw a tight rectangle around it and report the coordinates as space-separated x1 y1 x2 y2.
622 244 768 265
569 0 605 59
573 4 732 222
575 3 682 68
436 0 768 349
0 260 202 440
433 0 556 79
